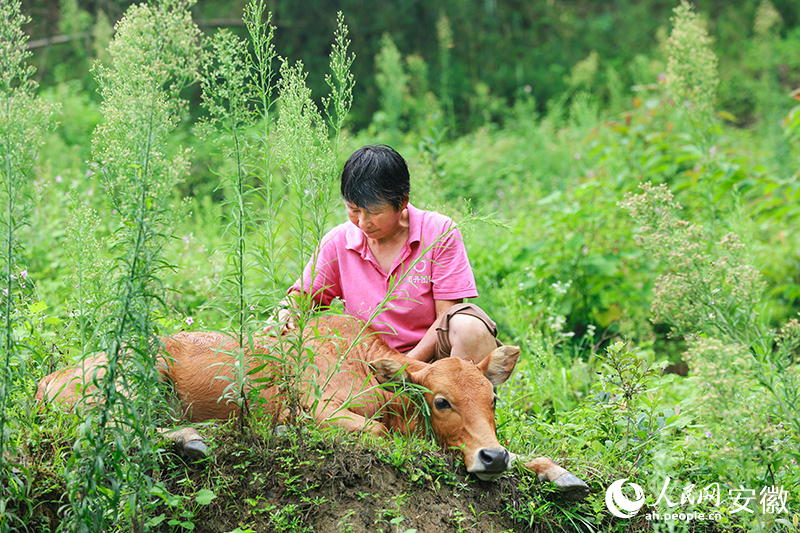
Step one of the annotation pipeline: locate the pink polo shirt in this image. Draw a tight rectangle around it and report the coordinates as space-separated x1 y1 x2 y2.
291 204 478 352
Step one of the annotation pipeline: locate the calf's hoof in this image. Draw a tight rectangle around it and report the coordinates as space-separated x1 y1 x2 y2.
182 440 209 461
552 472 590 500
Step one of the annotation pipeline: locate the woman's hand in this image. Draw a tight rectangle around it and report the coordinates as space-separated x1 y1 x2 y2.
263 293 303 336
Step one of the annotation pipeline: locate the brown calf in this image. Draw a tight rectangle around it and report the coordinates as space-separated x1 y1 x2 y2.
35 316 588 496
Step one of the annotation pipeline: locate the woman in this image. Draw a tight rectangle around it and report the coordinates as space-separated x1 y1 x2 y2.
281 144 500 364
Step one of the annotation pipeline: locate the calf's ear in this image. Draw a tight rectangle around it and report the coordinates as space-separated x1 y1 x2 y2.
370 358 426 384
477 346 520 387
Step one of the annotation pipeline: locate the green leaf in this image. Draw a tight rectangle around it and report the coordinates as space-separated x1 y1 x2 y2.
717 110 738 123
596 303 623 327
29 300 48 314
196 488 217 505
145 514 166 527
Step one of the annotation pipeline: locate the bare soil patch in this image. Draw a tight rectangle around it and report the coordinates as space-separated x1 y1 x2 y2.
159 428 569 533
19 425 585 532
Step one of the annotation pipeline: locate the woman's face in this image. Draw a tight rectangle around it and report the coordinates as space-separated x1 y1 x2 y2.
346 200 407 241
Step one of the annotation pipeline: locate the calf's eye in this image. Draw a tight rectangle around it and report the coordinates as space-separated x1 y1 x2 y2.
434 397 451 410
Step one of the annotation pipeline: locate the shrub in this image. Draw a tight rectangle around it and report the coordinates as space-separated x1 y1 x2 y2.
622 182 800 515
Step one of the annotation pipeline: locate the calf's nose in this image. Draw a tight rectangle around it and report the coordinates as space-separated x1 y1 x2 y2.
478 448 510 472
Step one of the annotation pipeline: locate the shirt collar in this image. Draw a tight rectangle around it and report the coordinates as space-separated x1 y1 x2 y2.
344 202 421 254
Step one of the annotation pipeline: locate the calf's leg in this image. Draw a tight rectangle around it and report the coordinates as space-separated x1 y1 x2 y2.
312 400 388 436
512 454 590 499
160 427 208 460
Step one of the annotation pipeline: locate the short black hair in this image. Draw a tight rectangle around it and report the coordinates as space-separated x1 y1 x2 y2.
340 145 410 211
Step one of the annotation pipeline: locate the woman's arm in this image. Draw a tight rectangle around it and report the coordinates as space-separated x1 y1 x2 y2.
405 299 462 362
265 289 316 334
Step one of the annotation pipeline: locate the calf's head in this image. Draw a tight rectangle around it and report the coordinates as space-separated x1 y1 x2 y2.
371 345 520 480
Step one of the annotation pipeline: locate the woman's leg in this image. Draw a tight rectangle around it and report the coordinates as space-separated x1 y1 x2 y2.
434 303 502 363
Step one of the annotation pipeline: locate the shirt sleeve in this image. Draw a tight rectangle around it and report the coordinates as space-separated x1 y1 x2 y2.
429 221 478 301
289 227 343 306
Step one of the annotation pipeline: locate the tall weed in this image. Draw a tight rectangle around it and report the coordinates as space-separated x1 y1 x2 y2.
197 5 357 439
271 11 355 433
63 0 200 530
664 1 719 135
64 190 108 361
373 33 407 140
198 18 268 432
246 0 282 305
436 14 455 136
0 0 57 529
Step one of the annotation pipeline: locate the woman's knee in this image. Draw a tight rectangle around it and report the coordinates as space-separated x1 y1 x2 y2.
447 313 498 362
